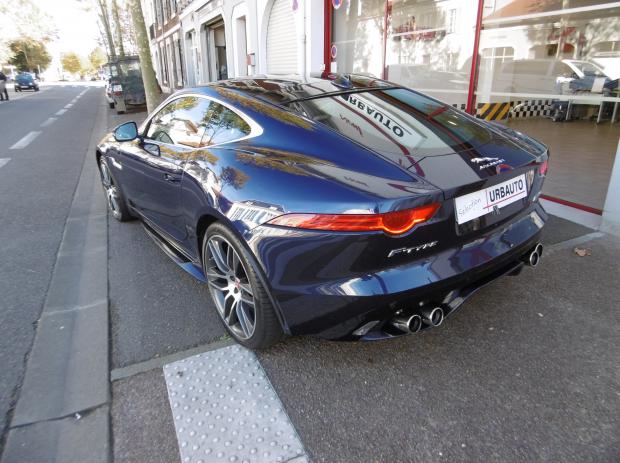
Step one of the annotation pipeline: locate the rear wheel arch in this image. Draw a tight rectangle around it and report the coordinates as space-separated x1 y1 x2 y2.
197 214 290 336
196 213 219 263
202 221 285 348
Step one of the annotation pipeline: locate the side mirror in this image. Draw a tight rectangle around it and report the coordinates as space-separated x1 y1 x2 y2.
143 142 160 157
113 122 138 142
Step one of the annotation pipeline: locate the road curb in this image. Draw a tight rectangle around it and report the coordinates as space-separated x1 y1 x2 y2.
2 96 111 463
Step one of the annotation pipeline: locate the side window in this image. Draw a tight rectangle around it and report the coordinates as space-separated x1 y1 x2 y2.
202 102 251 145
146 96 213 147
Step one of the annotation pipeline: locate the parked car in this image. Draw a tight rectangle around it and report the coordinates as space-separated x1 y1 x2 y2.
493 59 617 95
96 75 549 349
14 72 39 92
104 56 146 114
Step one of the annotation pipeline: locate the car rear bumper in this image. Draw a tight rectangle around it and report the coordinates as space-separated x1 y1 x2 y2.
249 203 547 339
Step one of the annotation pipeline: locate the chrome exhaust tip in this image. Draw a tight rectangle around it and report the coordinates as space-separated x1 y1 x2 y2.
525 243 543 267
391 314 423 333
421 306 444 327
535 243 543 257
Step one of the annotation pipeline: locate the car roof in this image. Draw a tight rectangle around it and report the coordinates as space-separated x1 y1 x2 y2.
196 74 399 106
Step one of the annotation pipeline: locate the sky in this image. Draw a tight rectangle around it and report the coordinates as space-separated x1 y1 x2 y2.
38 0 101 55
35 0 102 77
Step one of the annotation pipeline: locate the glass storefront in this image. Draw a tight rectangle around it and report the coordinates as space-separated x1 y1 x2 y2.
332 0 477 108
477 1 620 118
331 0 387 78
384 0 475 108
329 0 620 211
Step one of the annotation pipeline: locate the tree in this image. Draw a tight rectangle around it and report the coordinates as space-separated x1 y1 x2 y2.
95 0 116 60
118 2 138 55
111 0 125 59
61 52 82 75
9 39 52 73
0 1 57 65
89 47 107 73
127 0 161 112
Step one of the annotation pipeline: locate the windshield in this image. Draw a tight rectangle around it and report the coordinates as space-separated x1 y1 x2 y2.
571 61 606 78
119 60 141 76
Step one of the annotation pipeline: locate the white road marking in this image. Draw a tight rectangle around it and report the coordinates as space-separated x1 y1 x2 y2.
55 109 67 116
41 117 57 127
164 344 309 463
0 158 10 169
64 103 73 108
10 131 41 150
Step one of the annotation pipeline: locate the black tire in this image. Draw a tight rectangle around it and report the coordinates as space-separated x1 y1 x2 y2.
116 110 125 114
98 157 132 222
34 87 39 92
202 222 284 349
109 102 115 109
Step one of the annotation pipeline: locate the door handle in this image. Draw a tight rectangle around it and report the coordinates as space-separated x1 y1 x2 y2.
164 173 180 183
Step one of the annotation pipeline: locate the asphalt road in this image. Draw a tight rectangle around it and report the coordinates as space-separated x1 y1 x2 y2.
0 83 102 443
105 109 226 369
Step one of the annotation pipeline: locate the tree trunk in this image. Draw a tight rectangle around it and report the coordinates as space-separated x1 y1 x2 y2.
111 0 125 59
96 0 116 61
127 0 161 113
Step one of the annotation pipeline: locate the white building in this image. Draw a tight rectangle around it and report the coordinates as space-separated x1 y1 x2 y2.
142 0 326 92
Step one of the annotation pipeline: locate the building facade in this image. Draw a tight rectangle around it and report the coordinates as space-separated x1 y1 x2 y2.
141 0 620 233
142 0 326 90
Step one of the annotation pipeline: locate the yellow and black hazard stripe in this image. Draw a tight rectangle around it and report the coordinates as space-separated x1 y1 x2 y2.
476 102 513 121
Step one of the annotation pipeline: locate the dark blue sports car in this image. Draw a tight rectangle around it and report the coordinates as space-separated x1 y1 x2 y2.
96 75 549 348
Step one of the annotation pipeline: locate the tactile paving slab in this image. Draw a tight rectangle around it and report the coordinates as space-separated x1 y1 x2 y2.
164 344 310 463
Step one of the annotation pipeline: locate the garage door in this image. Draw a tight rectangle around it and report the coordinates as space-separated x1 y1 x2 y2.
266 0 298 74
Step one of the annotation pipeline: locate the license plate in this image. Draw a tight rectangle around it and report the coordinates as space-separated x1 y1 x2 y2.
454 174 528 225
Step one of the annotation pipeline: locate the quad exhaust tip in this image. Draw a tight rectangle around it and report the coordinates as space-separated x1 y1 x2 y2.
525 243 543 267
391 314 423 333
421 306 444 327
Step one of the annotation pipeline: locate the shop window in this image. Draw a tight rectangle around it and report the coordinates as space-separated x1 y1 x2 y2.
478 2 620 104
482 47 514 63
592 41 620 55
331 0 385 77
382 0 473 107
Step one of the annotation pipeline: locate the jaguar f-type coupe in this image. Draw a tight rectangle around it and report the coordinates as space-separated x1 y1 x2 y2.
96 75 549 348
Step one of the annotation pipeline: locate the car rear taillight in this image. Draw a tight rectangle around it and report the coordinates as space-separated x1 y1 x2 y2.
112 84 123 95
539 160 548 176
267 203 440 236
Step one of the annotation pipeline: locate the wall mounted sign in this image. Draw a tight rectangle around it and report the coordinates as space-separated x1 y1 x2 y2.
332 0 342 10
330 44 337 59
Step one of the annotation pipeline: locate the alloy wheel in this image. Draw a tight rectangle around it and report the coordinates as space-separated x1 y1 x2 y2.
205 235 256 340
99 160 121 219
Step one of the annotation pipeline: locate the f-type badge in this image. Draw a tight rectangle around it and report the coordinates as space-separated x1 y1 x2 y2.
388 241 438 258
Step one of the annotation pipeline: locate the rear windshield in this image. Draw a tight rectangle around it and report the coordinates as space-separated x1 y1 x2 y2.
285 88 492 161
